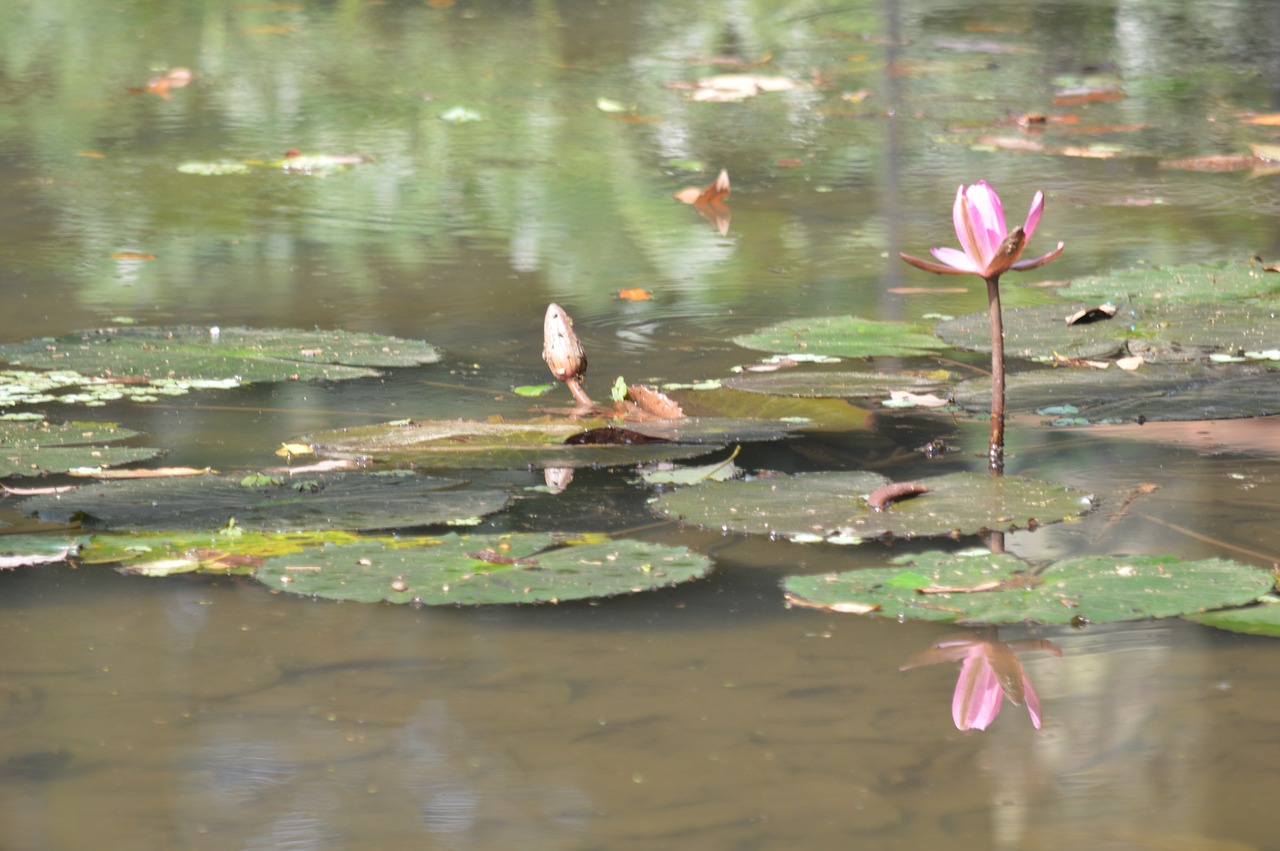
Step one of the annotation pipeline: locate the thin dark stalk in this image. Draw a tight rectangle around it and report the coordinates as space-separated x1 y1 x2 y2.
985 274 1005 476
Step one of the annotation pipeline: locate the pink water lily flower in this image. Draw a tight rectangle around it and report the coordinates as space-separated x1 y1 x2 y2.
901 635 1059 731
900 182 1065 279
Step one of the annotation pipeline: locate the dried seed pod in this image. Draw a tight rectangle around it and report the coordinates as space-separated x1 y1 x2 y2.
542 303 593 406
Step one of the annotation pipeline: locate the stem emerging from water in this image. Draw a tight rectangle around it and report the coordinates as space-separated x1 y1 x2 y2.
985 274 1005 476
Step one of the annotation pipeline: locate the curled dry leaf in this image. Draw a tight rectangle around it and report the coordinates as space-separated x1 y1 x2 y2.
626 384 685 419
2 483 77 496
1064 303 1118 326
866 481 931 511
674 170 731 236
618 288 652 301
144 67 193 100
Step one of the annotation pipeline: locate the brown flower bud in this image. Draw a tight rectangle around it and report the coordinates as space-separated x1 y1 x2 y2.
542 303 587 382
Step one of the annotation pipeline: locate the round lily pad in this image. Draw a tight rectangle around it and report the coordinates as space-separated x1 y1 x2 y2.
0 421 160 478
1062 261 1279 304
953 364 1280 422
1188 598 1280 637
733 316 949 359
935 304 1127 360
653 471 1090 541
301 419 726 470
782 551 1273 624
19 471 510 532
253 533 714 605
0 327 439 388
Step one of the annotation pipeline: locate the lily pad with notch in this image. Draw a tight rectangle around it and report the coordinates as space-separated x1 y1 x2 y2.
0 421 161 478
18 471 511 532
653 470 1090 542
733 316 949 359
782 550 1272 624
253 532 714 605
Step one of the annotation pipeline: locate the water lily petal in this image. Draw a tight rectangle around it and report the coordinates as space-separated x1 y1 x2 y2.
951 185 985 269
1022 670 1043 729
965 181 1008 262
930 246 979 272
899 251 974 276
1022 190 1045 240
1009 241 1066 271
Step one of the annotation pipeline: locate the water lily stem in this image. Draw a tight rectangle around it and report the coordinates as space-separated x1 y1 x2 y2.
985 275 1005 476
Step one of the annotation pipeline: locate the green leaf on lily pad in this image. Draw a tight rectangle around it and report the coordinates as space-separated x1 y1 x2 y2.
654 471 1091 541
734 316 949 359
0 421 160 478
954 364 1280 422
1187 598 1280 637
19 472 510 532
0 327 439 393
254 533 714 605
1062 261 1279 304
783 551 1272 624
300 419 729 470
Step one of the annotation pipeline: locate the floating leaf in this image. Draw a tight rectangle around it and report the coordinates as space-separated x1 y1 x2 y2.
735 316 949 359
0 536 85 570
254 533 714 605
300 418 744 470
783 552 1272 624
1188 599 1280 637
1061 261 1277 304
176 161 253 176
654 471 1089 541
0 421 160 478
20 472 510 532
724 370 947 400
81 529 374 573
513 384 555 397
0 328 439 397
640 447 741 486
953 364 1280 422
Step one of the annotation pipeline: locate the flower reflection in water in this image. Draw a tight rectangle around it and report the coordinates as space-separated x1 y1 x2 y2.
901 633 1061 731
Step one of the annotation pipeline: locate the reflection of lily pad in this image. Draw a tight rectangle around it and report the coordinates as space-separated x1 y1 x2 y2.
20 472 510 532
0 421 160 477
954 364 1280 422
1188 598 1280 637
1062 261 1279 303
723 371 947 399
0 327 439 392
654 471 1089 541
254 533 713 605
302 419 726 470
734 316 949 359
783 551 1272 624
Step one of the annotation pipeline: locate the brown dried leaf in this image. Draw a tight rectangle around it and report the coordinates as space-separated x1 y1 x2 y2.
627 384 685 419
69 466 212 479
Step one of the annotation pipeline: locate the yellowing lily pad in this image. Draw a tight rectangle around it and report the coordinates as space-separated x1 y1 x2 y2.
653 471 1090 541
80 528 372 573
253 533 714 605
783 551 1273 624
19 471 510 532
0 421 160 478
733 316 949 359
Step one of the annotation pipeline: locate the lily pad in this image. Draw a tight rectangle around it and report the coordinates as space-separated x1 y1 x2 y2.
254 533 714 605
1062 261 1279 304
79 528 372 573
676 388 872 432
782 551 1272 624
722 370 948 400
653 471 1090 541
0 327 439 390
0 421 160 478
301 419 727 470
19 471 510 532
935 304 1127 360
1187 598 1280 637
953 363 1280 422
0 535 87 568
733 316 949 359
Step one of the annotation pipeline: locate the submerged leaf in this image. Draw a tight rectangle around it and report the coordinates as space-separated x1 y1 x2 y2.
254 533 714 605
783 552 1272 625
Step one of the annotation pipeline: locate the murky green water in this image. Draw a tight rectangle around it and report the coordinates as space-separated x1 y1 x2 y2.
3 0 1280 847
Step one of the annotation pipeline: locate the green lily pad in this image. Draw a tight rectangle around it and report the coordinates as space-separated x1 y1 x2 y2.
0 421 160 477
1187 598 1280 637
79 528 372 573
935 304 1127 360
653 471 1090 541
19 471 510 532
254 533 714 605
722 370 950 400
676 388 874 432
301 418 727 470
0 327 439 391
0 535 88 568
783 551 1272 624
733 316 949 359
1062 261 1280 304
953 364 1280 422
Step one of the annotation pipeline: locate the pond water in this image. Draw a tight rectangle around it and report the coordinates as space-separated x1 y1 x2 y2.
3 0 1280 847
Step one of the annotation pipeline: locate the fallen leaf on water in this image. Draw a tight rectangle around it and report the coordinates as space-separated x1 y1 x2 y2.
110 252 157 261
618 288 652 301
682 74 803 102
625 384 684 419
976 136 1046 153
1 483 78 496
1052 87 1123 106
143 67 193 100
786 595 881 614
70 466 213 479
883 390 950 408
1064 303 1117 326
1115 355 1144 371
1057 145 1118 159
78 151 106 159
1051 353 1109 369
866 481 931 511
261 459 360 474
1241 113 1280 126
674 170 731 236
